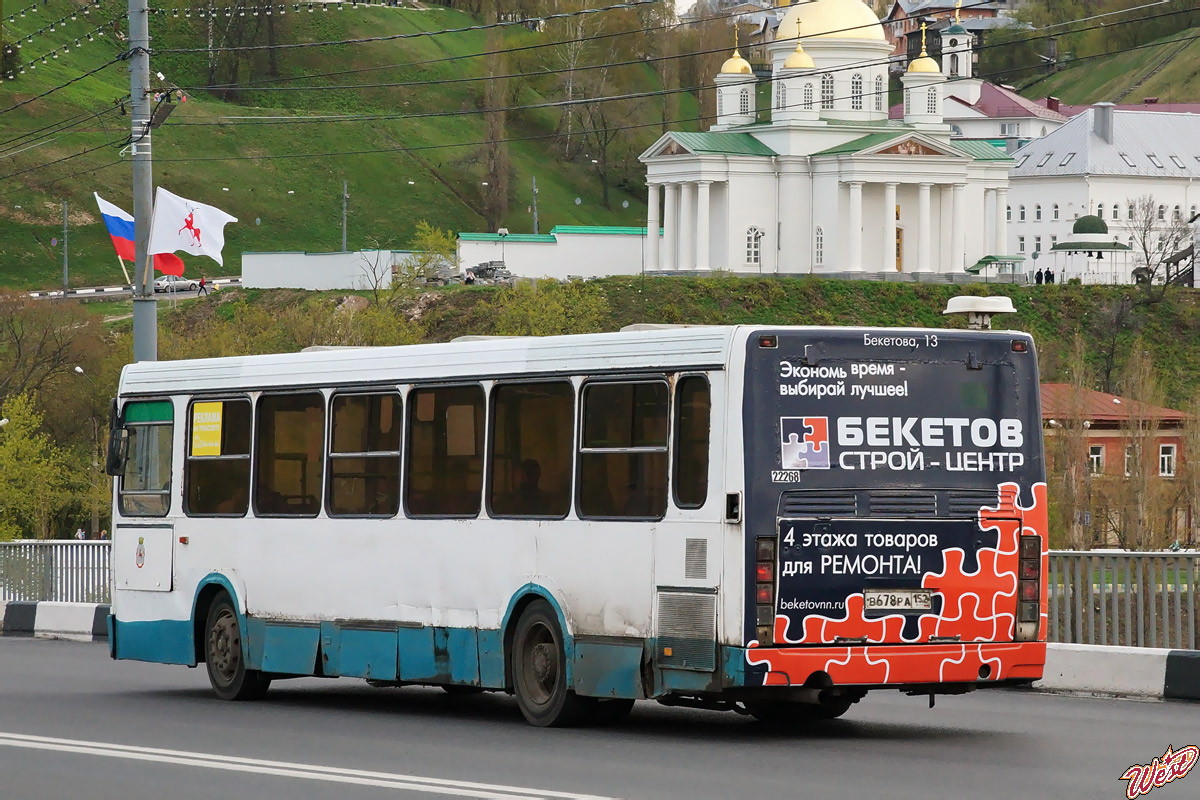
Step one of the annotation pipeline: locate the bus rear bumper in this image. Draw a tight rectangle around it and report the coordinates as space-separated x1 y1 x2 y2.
736 641 1046 688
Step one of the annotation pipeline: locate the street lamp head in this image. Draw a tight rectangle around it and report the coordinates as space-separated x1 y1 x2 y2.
497 228 509 238
74 365 84 375
0 418 8 427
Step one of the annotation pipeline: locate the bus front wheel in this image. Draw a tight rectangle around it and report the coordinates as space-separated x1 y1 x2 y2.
511 600 589 727
204 595 270 701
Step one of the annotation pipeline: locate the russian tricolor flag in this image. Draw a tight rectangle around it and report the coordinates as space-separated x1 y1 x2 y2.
94 193 185 277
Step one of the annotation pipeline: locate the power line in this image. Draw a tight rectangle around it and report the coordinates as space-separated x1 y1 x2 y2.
147 31 1200 165
0 57 125 115
161 6 1198 129
7 5 1191 183
155 0 659 53
0 101 125 151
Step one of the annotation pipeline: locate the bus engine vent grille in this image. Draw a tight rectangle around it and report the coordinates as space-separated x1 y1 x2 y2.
684 539 707 580
656 591 716 672
780 491 857 517
868 491 937 516
945 489 1008 517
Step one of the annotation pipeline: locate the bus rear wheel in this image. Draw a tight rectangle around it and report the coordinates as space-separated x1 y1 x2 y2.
511 600 590 727
204 595 270 701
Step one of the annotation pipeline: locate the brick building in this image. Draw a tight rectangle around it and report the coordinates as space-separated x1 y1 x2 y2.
1041 383 1191 548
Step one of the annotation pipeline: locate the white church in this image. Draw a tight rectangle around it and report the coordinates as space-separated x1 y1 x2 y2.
639 0 1015 275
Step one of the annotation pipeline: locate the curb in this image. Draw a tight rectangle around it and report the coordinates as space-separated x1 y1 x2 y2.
1037 643 1199 701
0 602 109 641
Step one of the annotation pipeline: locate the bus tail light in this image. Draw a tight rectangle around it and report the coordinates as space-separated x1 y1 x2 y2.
1015 534 1042 641
755 536 777 646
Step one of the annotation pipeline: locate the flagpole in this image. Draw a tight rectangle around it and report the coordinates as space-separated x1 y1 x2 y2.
129 0 157 362
118 255 132 286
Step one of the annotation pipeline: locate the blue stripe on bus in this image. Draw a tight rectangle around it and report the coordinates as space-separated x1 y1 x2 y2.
261 623 321 676
113 618 194 665
574 639 645 698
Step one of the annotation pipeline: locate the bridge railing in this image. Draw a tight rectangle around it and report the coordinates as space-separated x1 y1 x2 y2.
1049 551 1198 650
2 543 1197 649
0 541 111 604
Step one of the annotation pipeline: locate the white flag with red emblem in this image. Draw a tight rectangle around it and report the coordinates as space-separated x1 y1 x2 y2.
147 187 238 267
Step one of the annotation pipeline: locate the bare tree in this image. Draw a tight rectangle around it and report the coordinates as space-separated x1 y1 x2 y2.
1048 335 1096 549
1180 391 1200 547
1127 194 1193 300
1096 340 1177 549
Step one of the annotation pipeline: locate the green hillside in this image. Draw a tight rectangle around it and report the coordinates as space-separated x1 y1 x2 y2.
1021 26 1200 104
0 1 697 290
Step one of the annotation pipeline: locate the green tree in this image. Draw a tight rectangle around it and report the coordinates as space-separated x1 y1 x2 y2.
489 279 609 336
0 393 69 540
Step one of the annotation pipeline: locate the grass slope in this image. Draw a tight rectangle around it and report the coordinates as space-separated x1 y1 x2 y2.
1021 27 1200 104
0 1 697 290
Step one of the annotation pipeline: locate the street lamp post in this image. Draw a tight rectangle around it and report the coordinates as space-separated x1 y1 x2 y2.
497 227 509 267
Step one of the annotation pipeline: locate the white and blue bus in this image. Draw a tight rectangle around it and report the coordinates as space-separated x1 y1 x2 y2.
107 323 1049 726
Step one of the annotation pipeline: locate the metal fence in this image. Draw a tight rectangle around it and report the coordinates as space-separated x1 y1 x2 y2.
1049 552 1198 650
0 541 111 604
2 543 1197 650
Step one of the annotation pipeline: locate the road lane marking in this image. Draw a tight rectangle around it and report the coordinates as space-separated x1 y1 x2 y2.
0 731 619 800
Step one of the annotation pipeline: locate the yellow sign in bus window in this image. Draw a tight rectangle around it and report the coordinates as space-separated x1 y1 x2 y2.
192 402 224 456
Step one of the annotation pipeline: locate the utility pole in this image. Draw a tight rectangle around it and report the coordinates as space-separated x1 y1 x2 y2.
531 175 539 235
61 201 69 298
341 180 348 252
129 0 156 362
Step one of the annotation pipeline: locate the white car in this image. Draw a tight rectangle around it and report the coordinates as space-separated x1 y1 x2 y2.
153 275 199 293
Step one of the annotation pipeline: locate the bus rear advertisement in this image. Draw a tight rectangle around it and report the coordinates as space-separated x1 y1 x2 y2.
106 323 1047 726
741 329 1047 714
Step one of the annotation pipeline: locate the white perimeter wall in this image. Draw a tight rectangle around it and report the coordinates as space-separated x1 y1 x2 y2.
458 233 650 280
243 251 408 290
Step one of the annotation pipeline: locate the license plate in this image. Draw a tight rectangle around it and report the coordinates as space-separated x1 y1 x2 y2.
863 588 933 612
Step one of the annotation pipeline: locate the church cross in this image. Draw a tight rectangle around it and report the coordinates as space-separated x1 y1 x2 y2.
954 0 962 24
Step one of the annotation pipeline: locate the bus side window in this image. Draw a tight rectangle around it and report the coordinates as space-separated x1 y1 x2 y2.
185 399 252 516
488 382 573 518
578 381 668 520
328 392 401 517
118 401 174 517
673 376 711 509
406 385 484 517
255 393 325 517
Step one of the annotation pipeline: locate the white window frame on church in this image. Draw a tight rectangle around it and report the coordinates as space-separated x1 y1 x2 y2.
821 74 834 110
949 54 959 77
1052 204 1060 220
1035 204 1042 221
804 83 814 110
875 76 884 111
739 88 751 115
1111 205 1119 221
927 88 938 115
814 226 824 265
851 74 863 110
746 227 763 266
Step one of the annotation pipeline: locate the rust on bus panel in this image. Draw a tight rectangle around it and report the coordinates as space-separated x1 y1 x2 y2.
747 483 1050 686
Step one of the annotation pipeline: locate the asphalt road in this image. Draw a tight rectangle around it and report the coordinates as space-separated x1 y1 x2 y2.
0 637 1196 800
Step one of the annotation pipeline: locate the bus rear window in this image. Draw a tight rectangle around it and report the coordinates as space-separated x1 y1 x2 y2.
673 376 711 509
406 385 484 517
328 392 401 517
119 400 173 517
578 381 668 519
255 393 325 517
185 399 252 516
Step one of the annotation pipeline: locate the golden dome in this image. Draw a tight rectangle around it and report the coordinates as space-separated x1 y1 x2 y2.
782 42 815 70
720 49 753 75
777 0 885 42
907 55 941 73
906 22 942 74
